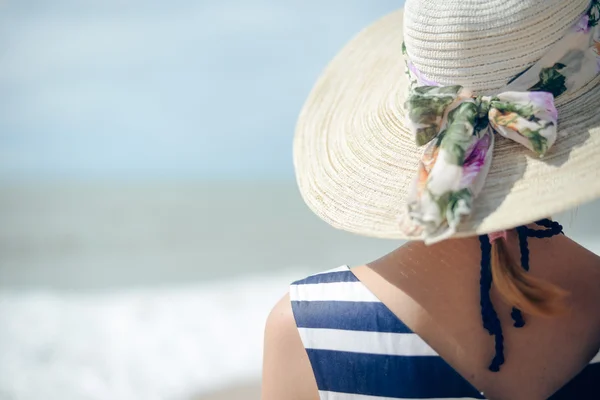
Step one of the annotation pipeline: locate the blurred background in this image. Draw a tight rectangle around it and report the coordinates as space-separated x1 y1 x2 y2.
1 1 599 399
0 1 402 399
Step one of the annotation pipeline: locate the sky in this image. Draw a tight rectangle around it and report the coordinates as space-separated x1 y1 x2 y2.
0 0 402 181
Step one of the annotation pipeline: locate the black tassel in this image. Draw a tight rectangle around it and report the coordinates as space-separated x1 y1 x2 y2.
479 235 505 372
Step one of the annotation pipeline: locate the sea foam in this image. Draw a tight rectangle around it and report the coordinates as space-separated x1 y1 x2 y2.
0 269 307 400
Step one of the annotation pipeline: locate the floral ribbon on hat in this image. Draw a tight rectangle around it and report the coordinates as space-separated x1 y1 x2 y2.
406 88 557 243
403 0 600 243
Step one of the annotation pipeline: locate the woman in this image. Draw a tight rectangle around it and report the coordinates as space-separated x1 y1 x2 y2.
263 1 600 399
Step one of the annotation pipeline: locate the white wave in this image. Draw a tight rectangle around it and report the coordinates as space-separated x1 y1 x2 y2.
0 270 307 400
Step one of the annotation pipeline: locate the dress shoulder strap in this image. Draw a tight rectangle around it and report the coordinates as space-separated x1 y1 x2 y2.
289 266 486 400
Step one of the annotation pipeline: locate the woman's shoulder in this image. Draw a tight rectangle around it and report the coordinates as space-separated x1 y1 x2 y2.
264 292 298 355
265 266 353 336
263 265 359 370
262 292 319 400
262 265 371 400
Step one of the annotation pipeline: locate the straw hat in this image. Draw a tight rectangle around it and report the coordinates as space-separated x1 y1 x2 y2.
294 0 600 240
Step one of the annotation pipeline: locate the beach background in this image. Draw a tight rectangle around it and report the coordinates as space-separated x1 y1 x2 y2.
1 1 600 400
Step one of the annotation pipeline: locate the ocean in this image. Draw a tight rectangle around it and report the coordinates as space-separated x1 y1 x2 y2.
0 182 400 400
1 182 598 400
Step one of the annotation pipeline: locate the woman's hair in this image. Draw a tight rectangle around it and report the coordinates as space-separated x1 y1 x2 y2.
490 236 567 316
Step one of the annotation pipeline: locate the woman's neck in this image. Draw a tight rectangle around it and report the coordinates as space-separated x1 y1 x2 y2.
366 231 600 324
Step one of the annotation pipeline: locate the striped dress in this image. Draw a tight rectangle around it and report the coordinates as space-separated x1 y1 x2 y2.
290 266 600 400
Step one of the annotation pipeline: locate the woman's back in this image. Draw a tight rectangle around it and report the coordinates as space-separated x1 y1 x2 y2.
263 234 600 400
265 1 600 397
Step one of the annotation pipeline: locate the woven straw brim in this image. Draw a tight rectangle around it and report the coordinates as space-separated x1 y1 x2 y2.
294 9 600 240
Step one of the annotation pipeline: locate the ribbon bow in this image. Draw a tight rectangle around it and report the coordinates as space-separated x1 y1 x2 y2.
405 85 558 243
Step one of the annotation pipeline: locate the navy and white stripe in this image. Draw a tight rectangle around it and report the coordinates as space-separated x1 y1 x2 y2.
290 266 600 400
290 266 485 400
